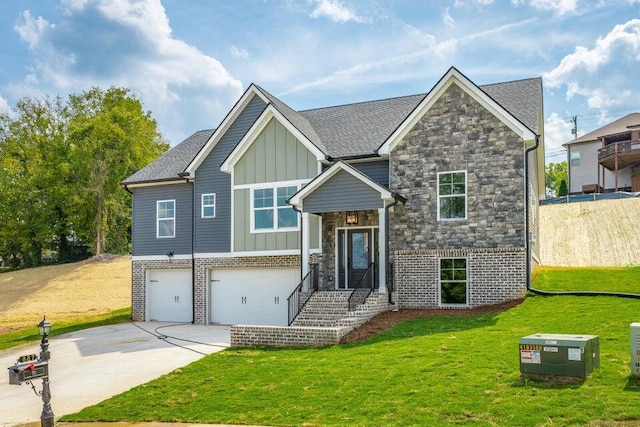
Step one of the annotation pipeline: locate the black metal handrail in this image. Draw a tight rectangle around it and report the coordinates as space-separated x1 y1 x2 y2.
287 263 319 326
347 262 376 312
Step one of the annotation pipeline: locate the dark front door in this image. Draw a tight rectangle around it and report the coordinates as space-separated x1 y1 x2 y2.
337 228 378 289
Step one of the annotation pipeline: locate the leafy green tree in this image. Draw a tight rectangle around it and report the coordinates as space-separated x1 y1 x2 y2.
0 87 168 266
66 87 168 255
545 161 568 197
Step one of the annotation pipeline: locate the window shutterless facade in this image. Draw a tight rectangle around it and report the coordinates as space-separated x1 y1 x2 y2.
437 170 467 220
156 200 175 238
251 184 300 232
571 151 580 166
439 258 467 306
201 193 216 218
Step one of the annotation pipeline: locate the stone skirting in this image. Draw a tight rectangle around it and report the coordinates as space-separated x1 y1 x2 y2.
231 325 351 347
393 247 527 309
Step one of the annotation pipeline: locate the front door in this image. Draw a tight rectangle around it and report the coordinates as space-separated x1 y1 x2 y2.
337 228 378 289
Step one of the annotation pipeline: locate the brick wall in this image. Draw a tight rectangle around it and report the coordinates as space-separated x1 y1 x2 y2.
133 255 301 324
393 248 526 308
231 325 348 347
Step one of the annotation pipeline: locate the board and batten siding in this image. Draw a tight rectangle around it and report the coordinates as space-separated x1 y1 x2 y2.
132 183 193 256
233 117 320 252
194 95 267 254
234 118 317 185
303 170 384 213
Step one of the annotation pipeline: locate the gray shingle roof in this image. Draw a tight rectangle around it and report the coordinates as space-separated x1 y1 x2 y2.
564 113 640 146
122 129 214 185
124 75 543 184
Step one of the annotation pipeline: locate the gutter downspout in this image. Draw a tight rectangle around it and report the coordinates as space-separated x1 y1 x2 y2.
291 205 304 284
524 135 540 293
385 197 400 305
178 172 196 324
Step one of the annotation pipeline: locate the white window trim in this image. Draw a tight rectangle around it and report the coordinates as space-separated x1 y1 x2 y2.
438 257 469 307
201 193 216 219
242 180 308 234
156 199 176 239
437 170 467 221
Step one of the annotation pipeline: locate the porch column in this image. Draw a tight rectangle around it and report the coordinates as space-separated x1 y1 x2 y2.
378 207 387 294
302 212 310 290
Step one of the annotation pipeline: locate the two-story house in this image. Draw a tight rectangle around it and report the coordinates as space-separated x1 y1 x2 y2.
123 67 545 333
564 113 640 194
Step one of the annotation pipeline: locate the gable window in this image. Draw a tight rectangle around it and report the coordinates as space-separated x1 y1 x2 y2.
571 151 580 166
252 185 299 232
438 171 467 220
440 258 467 306
157 200 175 238
202 193 216 218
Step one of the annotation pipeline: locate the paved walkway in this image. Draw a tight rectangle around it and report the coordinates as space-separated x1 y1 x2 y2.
0 322 230 427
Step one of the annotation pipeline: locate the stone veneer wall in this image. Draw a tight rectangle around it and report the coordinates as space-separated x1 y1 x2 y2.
393 248 526 308
389 83 526 255
320 210 378 289
132 255 300 324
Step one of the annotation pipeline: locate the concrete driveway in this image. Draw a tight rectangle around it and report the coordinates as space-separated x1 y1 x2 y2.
0 322 230 427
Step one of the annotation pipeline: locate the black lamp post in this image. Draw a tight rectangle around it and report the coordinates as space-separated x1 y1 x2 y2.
37 317 54 427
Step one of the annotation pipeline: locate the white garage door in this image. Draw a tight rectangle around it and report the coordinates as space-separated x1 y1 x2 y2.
148 269 193 322
210 268 299 326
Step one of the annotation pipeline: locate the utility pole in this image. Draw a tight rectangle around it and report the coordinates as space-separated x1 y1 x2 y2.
571 116 578 139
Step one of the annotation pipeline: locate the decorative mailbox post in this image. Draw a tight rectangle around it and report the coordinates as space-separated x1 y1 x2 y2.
7 317 54 427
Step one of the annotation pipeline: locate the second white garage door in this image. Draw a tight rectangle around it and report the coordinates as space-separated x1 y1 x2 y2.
210 268 299 326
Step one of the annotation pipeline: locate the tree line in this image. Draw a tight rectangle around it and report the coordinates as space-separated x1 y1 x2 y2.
0 87 168 268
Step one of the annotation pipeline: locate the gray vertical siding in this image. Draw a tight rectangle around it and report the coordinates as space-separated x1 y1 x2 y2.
352 160 389 186
195 95 267 253
132 183 194 256
303 170 384 213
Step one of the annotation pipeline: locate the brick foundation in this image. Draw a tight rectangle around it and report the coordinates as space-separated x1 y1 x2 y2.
231 325 349 347
393 247 527 308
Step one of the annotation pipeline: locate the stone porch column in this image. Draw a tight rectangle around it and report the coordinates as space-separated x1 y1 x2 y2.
378 207 387 293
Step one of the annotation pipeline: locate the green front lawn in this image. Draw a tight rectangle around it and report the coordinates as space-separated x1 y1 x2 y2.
533 266 640 293
64 294 640 426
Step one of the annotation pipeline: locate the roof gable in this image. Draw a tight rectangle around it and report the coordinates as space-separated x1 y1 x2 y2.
220 104 326 174
377 67 537 155
289 161 396 210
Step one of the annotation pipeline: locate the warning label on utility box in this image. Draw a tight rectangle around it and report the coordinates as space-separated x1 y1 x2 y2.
521 349 541 364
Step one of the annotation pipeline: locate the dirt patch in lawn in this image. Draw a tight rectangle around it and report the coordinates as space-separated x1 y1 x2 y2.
0 255 131 333
340 299 524 344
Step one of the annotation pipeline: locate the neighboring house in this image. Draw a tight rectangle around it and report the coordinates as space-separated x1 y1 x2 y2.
564 113 640 194
123 67 545 332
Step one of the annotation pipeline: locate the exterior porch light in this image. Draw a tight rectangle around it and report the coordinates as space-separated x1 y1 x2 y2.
346 211 358 225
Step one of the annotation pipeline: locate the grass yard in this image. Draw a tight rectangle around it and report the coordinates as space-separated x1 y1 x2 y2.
0 255 131 349
64 291 640 426
533 265 640 293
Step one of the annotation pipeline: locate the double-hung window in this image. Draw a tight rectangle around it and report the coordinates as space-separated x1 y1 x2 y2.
157 200 175 238
252 185 299 232
440 258 467 305
438 171 467 220
202 193 216 218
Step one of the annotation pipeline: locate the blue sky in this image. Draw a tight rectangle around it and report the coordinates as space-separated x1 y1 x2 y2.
0 0 638 163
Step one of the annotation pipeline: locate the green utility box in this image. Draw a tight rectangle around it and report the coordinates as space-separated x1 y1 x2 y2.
519 333 600 380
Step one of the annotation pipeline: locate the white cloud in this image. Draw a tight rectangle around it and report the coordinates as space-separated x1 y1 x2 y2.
310 0 366 24
0 94 11 114
529 0 577 15
11 0 243 143
544 112 573 157
443 7 456 28
543 19 640 124
230 45 250 59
